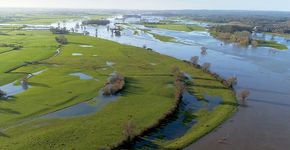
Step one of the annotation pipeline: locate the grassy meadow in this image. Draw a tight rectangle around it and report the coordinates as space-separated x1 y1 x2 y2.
0 25 236 150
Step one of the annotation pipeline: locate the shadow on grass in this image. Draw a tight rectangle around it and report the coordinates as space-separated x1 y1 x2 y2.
0 108 21 115
219 101 238 107
0 132 10 138
192 76 218 82
121 77 143 96
193 84 228 90
29 82 51 88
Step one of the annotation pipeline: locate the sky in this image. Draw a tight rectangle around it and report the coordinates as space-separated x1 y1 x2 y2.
0 0 290 11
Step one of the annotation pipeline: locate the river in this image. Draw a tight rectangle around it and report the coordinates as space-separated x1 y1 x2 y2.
6 17 290 149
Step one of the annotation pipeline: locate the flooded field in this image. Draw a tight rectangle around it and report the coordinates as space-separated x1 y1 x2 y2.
49 18 290 149
1 16 289 149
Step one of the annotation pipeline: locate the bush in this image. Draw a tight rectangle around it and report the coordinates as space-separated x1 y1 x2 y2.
202 62 211 72
122 120 136 142
239 90 250 106
190 56 199 65
55 35 68 45
225 76 237 88
103 72 125 96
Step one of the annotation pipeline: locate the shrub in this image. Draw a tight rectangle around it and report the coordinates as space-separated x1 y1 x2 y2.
251 40 258 47
202 62 211 72
239 90 250 106
201 47 207 55
225 76 238 88
103 72 125 96
190 56 199 65
122 120 136 142
55 35 68 45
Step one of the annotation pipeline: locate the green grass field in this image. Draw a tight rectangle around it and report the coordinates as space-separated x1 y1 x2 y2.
0 27 236 149
144 24 206 32
257 40 288 50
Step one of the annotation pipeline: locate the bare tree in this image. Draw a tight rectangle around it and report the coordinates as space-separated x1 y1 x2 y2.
201 47 207 56
239 90 250 106
103 72 125 96
225 76 238 88
190 56 199 65
202 62 211 72
122 120 136 142
251 40 258 47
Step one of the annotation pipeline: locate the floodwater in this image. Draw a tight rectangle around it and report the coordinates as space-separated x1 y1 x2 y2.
51 18 290 149
0 69 47 97
41 90 119 118
69 72 93 80
72 53 83 56
7 18 289 149
131 91 221 149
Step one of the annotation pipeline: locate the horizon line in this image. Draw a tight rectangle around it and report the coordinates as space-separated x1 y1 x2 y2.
0 7 290 13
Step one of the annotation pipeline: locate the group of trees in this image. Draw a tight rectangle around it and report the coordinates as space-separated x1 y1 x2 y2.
49 27 69 34
189 54 250 106
210 25 262 47
103 72 125 96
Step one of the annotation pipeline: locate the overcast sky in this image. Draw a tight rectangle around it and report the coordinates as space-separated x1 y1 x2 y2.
1 0 290 11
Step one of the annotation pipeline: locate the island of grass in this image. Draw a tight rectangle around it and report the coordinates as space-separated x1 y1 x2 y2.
0 27 236 150
144 23 206 32
138 28 177 43
256 40 288 50
210 25 288 50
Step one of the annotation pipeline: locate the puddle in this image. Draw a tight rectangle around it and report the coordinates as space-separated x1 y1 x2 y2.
32 69 48 76
0 69 47 97
69 72 93 80
79 45 93 48
106 61 115 67
41 90 119 118
182 72 193 81
72 53 83 56
0 81 30 97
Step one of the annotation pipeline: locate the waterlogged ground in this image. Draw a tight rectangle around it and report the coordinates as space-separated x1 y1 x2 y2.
1 17 289 149
0 25 235 150
50 18 290 149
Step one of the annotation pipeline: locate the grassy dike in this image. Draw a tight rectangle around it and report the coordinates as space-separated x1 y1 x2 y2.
0 31 236 149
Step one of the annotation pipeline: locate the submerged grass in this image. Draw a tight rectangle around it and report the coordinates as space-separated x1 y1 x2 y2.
257 40 288 50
